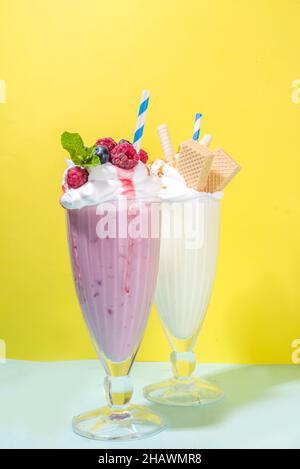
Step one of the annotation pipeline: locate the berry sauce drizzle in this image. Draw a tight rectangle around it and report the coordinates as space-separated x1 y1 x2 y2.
115 167 136 293
116 167 136 198
62 183 68 193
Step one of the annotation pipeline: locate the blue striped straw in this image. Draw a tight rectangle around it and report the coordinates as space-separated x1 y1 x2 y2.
133 90 150 152
192 113 203 141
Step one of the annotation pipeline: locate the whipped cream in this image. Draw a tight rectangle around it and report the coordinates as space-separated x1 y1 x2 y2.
60 161 160 209
151 160 223 202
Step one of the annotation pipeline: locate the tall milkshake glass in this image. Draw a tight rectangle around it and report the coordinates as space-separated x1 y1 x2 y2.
144 194 224 406
66 198 163 440
60 105 164 437
60 89 166 439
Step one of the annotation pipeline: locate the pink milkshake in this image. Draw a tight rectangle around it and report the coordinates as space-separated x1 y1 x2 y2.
66 202 160 364
60 130 164 440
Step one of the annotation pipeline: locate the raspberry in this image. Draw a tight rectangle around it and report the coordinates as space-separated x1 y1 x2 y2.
138 148 148 164
110 142 139 170
66 167 89 188
95 137 117 153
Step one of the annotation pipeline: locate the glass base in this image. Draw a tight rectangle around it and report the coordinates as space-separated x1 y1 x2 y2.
144 377 224 407
72 404 165 441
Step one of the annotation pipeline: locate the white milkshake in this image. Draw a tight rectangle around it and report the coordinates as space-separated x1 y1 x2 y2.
144 159 224 406
156 195 221 342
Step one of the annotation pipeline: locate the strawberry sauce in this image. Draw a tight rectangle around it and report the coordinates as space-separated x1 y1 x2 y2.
116 167 136 198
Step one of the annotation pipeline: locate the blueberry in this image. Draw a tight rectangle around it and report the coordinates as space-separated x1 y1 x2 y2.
93 145 109 164
119 139 131 144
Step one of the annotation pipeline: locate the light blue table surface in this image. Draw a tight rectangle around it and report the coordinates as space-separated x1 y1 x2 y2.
0 360 299 449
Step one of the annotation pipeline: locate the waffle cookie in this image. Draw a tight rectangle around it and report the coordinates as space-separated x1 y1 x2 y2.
176 139 214 190
203 147 240 192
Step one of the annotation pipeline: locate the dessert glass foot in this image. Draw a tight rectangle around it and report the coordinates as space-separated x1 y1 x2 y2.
144 376 224 407
72 403 165 441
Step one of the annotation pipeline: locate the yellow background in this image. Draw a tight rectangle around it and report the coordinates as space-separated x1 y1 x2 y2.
0 0 299 363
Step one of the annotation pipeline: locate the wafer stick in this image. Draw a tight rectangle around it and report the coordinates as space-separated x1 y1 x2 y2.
157 124 174 162
199 134 213 146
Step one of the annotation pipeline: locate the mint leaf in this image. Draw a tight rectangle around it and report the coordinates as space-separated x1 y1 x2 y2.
92 154 101 165
81 145 100 167
61 132 85 163
86 145 96 159
71 153 85 165
61 132 101 167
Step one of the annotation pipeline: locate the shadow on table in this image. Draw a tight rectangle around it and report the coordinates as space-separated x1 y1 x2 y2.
147 365 300 429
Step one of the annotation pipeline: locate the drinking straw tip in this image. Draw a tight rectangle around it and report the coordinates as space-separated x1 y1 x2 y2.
133 91 150 152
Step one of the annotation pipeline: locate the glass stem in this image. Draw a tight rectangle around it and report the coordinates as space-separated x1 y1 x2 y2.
104 375 133 410
171 351 196 379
